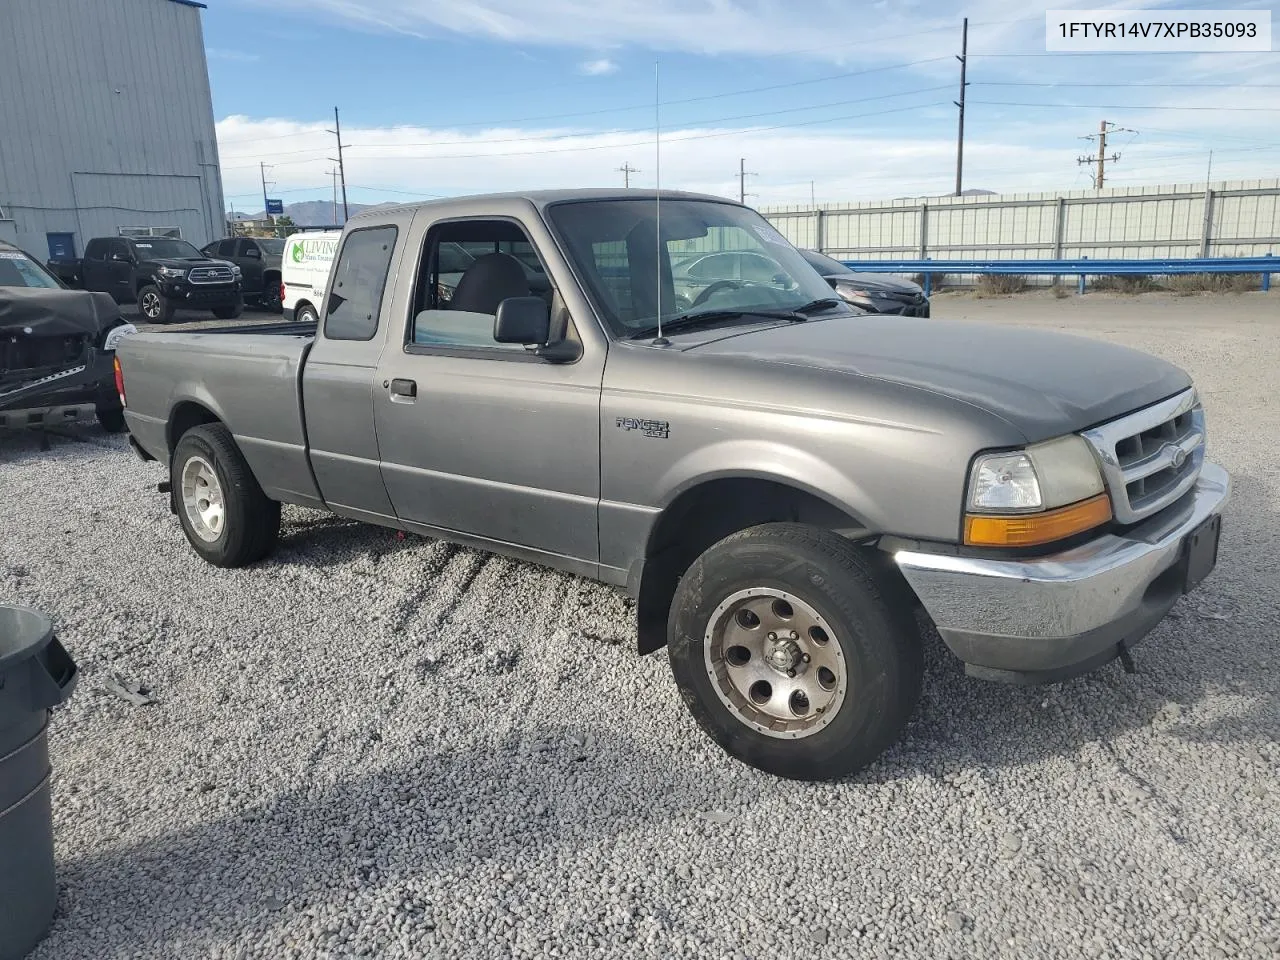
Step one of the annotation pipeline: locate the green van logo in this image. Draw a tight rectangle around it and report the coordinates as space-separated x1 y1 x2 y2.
289 237 339 264
290 241 305 264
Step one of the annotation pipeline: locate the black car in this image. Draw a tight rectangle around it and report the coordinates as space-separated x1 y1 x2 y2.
799 249 930 317
50 236 244 323
201 236 284 312
1 240 134 434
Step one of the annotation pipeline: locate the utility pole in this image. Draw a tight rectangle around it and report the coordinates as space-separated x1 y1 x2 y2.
954 16 968 197
738 158 757 204
1077 120 1133 189
329 167 339 226
810 181 816 207
617 162 640 188
327 106 349 222
259 162 274 224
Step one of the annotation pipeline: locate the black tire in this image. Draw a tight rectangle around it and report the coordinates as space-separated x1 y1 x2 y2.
170 423 281 568
295 302 318 324
666 523 923 782
262 274 283 313
95 404 126 434
212 297 244 320
137 284 174 323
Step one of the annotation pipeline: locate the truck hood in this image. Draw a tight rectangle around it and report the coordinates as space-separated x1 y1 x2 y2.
142 257 234 270
681 314 1192 442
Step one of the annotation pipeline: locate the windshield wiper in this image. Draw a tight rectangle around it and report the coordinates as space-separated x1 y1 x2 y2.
629 301 841 341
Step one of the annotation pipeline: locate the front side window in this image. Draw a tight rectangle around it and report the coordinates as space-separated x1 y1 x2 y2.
324 226 398 341
410 219 551 352
546 198 840 338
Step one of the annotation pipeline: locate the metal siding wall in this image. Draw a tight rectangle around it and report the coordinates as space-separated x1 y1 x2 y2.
764 179 1280 282
0 0 223 257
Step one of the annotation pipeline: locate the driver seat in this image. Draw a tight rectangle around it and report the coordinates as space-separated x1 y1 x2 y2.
448 252 530 314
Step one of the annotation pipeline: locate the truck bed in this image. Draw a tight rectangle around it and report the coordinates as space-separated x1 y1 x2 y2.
117 328 323 508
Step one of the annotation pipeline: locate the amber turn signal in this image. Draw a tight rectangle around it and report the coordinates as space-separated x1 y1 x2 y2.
964 494 1112 547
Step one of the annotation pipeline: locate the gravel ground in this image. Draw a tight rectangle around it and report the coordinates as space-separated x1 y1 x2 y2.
2 292 1278 960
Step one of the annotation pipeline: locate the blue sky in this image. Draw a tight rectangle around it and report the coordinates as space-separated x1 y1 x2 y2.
202 0 1280 213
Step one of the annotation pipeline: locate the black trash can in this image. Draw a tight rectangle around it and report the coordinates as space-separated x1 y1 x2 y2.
0 606 78 960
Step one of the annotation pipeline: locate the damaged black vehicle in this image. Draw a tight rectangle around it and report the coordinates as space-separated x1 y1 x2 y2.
1 241 135 435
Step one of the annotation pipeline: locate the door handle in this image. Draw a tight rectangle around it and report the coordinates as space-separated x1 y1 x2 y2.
389 378 417 401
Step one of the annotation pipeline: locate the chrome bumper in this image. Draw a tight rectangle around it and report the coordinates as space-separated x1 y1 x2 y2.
894 461 1231 683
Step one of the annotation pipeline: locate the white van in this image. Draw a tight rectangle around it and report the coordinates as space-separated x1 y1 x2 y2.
280 230 341 323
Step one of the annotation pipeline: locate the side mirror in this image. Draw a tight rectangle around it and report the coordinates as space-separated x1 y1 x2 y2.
493 296 551 345
110 252 129 263
245 247 261 259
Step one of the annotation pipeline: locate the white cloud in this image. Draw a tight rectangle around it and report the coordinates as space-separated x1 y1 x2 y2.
580 58 618 76
216 109 1280 212
206 47 261 62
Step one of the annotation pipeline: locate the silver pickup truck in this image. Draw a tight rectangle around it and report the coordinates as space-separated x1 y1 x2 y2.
115 189 1230 781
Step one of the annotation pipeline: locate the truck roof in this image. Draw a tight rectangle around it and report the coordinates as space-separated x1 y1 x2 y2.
345 188 742 222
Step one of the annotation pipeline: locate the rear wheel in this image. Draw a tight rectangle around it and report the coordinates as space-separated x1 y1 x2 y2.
171 423 280 567
137 285 174 323
666 523 923 781
261 275 283 313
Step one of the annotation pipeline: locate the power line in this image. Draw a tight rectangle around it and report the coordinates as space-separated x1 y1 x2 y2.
973 99 1280 112
978 81 1280 88
219 84 954 170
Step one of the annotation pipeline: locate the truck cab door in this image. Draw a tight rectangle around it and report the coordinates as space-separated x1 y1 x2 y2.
106 240 135 301
372 208 605 572
300 213 414 522
236 239 264 294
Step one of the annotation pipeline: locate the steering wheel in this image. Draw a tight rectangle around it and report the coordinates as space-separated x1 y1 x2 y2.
690 279 744 308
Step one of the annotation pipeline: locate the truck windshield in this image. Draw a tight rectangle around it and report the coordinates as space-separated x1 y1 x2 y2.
0 250 62 288
258 239 285 256
546 198 846 338
131 238 203 259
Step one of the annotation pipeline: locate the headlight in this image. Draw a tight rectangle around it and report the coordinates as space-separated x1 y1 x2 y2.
965 435 1110 546
157 266 186 279
232 265 242 277
835 284 874 306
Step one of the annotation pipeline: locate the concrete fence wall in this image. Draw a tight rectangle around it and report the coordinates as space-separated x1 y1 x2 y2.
760 179 1280 270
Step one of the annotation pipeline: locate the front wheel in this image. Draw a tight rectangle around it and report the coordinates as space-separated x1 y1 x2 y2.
137 284 174 323
171 423 281 567
666 523 923 781
95 404 126 434
295 302 318 324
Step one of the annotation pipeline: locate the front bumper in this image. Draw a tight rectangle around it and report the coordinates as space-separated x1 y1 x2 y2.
0 352 118 429
158 279 242 306
893 461 1230 684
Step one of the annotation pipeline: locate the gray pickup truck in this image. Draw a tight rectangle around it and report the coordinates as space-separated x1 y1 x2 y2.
115 189 1230 781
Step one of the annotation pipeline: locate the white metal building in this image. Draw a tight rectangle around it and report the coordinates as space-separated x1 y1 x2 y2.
0 0 225 261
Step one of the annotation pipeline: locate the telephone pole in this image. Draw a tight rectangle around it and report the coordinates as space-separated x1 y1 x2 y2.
329 167 339 226
954 16 968 196
327 107 349 222
738 158 757 204
1077 120 1133 189
259 162 274 222
617 162 640 188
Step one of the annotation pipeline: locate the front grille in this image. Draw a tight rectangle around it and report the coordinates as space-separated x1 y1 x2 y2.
1082 387 1205 525
189 266 234 284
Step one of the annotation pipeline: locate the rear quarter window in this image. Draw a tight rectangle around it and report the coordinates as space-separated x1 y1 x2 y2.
323 226 399 341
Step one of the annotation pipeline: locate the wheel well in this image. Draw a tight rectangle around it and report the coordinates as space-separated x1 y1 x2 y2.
136 277 153 295
634 479 872 656
166 401 221 457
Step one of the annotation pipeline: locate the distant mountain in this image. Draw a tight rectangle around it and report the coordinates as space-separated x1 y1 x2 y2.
227 200 400 227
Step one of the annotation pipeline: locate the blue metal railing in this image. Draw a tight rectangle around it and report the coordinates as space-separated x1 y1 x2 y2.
837 254 1276 296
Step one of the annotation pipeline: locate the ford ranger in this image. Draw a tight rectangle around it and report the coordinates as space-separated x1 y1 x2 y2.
113 189 1230 781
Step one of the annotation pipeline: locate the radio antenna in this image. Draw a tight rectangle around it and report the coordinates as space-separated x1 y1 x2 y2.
654 57 666 345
